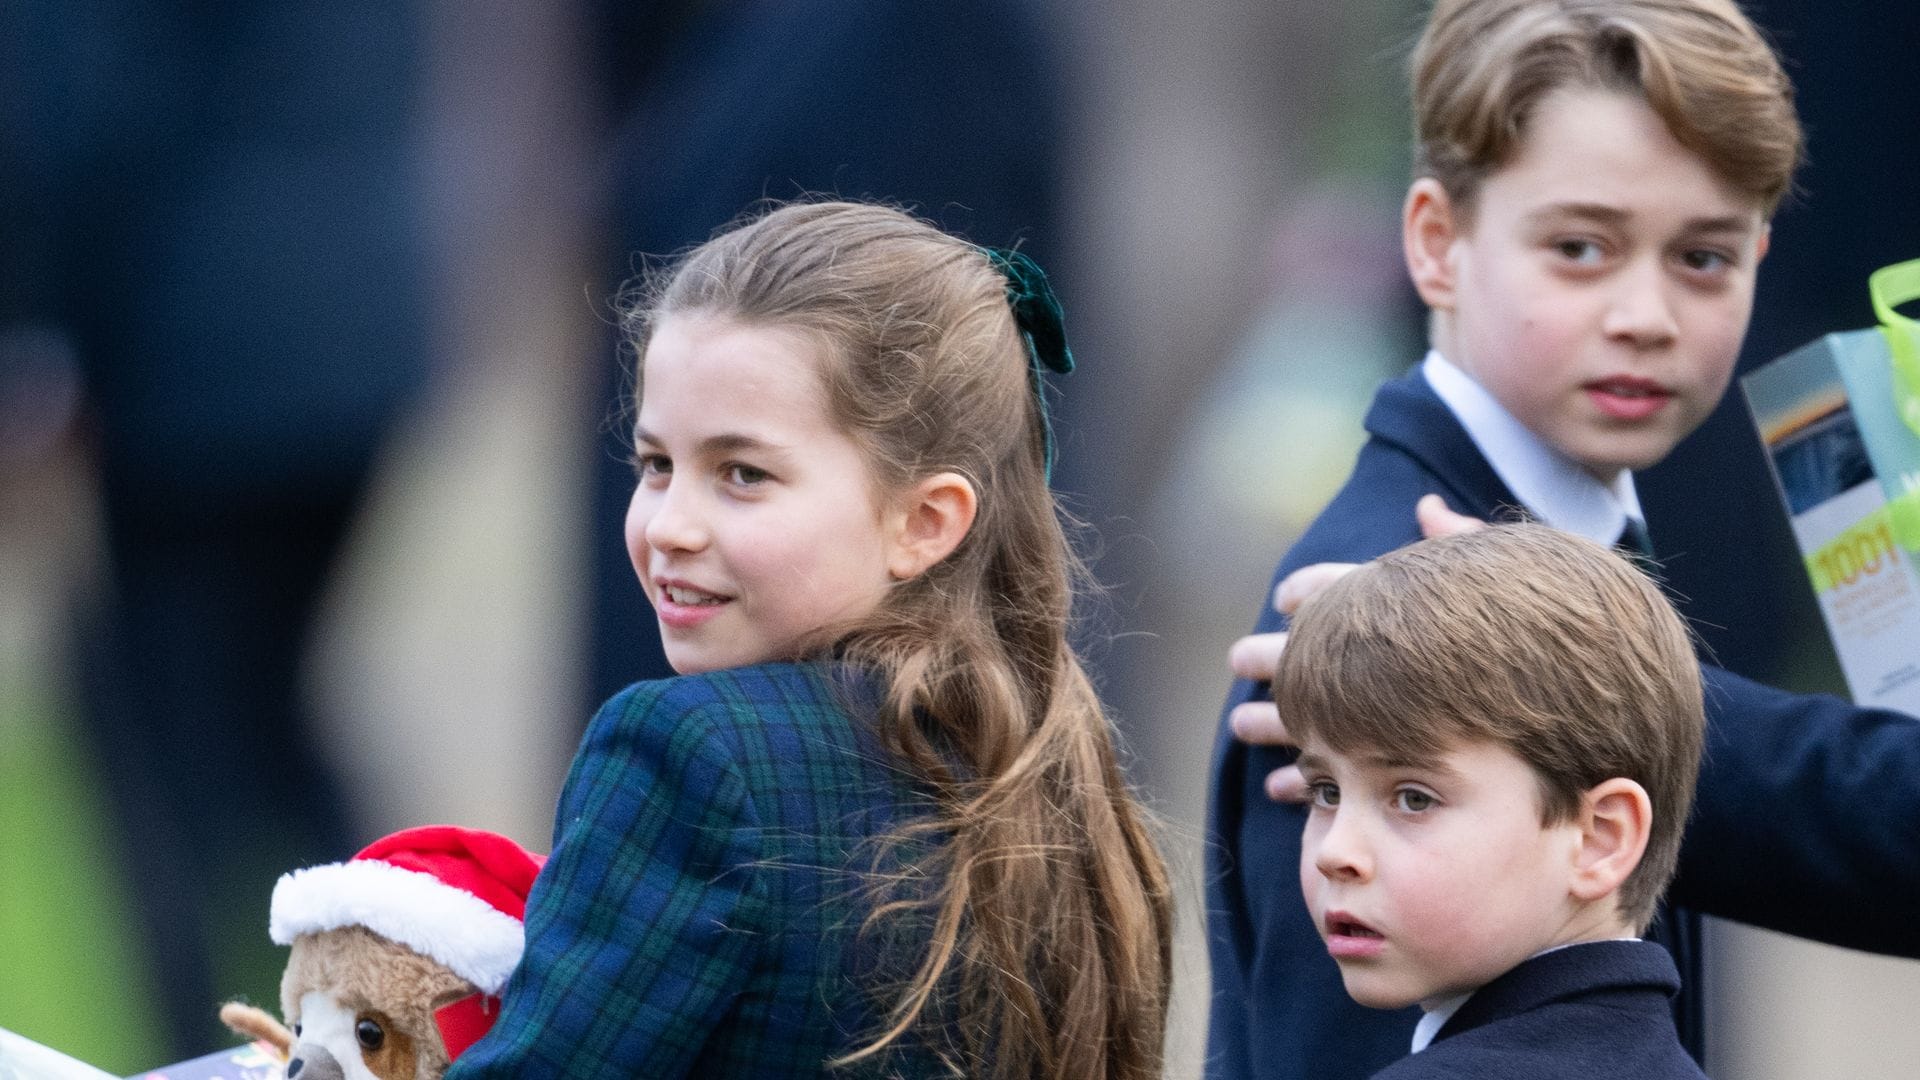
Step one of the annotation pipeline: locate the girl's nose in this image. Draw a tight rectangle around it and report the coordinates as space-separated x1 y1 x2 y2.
643 481 710 553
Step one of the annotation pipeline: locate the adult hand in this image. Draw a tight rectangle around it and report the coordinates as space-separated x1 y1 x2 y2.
1227 494 1485 802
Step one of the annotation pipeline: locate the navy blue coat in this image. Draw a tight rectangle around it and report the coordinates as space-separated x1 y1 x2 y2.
1371 941 1702 1080
1205 369 1920 1080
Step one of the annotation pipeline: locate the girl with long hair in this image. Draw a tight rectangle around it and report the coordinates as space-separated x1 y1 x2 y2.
449 201 1171 1079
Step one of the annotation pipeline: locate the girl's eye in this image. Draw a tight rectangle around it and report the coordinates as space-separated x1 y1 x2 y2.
725 463 770 486
633 452 670 480
1307 781 1340 809
1393 788 1436 813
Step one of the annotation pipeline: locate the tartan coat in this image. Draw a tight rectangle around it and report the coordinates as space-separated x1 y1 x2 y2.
449 662 940 1079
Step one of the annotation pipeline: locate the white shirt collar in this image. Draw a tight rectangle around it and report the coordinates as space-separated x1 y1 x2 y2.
1419 351 1643 545
1411 992 1470 1054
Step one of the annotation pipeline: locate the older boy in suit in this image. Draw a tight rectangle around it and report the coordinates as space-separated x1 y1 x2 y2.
1205 2 1920 1078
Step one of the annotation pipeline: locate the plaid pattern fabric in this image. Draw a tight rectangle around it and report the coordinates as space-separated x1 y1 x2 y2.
448 663 939 1079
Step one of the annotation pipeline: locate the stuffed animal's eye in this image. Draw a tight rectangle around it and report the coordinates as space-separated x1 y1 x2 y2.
355 1018 385 1050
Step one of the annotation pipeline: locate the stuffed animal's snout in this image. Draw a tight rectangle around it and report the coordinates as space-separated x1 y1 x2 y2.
290 990 420 1080
286 1042 349 1080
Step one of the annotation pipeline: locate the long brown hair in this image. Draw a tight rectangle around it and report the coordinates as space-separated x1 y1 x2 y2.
625 201 1172 1079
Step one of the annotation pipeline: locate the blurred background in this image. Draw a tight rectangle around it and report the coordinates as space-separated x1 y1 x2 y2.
1 2 1915 1077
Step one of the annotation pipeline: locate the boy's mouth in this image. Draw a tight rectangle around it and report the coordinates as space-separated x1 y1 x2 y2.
1584 375 1673 421
1322 911 1388 959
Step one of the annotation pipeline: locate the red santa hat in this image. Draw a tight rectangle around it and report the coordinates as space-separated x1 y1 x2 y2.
269 825 547 996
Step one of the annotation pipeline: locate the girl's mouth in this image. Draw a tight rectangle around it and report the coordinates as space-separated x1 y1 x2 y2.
655 581 732 631
664 583 726 606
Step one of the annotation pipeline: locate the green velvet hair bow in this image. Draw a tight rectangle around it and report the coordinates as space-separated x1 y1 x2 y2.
983 247 1075 479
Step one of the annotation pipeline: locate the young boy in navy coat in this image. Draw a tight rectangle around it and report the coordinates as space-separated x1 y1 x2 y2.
1279 525 1705 1080
1206 1 1920 1078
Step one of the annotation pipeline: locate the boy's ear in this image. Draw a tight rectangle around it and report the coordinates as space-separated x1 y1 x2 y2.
1568 777 1652 905
885 471 977 581
1403 178 1461 311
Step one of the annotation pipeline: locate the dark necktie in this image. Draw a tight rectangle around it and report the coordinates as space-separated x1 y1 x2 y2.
1617 516 1655 560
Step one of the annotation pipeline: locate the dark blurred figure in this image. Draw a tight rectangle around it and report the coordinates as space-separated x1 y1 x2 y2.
0 2 426 1058
584 0 1066 703
1638 2 1920 689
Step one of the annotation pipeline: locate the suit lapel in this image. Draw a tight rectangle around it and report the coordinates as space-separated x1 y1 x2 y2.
1364 370 1529 524
1434 940 1680 1045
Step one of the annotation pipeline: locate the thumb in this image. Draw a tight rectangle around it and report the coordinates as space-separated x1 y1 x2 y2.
1416 493 1485 539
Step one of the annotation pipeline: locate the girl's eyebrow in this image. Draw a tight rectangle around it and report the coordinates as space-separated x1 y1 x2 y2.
700 432 783 455
632 426 789 457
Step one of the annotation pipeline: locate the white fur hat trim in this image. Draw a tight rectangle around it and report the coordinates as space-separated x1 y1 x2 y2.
270 860 525 995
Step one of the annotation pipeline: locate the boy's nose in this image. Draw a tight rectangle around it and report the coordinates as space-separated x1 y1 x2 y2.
1310 809 1372 882
1602 263 1680 348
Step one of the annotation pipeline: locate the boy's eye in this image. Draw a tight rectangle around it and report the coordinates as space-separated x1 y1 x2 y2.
1553 238 1603 265
1679 248 1731 273
1307 780 1340 809
1393 788 1436 813
725 463 771 486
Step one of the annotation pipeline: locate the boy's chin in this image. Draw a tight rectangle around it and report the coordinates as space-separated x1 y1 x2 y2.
1564 440 1682 482
1556 416 1713 479
1336 970 1423 1012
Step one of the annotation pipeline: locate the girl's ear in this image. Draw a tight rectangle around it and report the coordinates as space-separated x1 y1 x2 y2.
1403 177 1461 312
885 471 977 581
1568 777 1652 906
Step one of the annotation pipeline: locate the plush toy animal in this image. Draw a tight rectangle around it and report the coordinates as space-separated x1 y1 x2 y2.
220 826 545 1080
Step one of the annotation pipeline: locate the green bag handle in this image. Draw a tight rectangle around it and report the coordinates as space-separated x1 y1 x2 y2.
1870 257 1920 440
1868 258 1920 554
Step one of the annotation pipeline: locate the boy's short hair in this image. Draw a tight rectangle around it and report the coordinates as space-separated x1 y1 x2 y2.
1412 0 1801 215
1275 523 1704 930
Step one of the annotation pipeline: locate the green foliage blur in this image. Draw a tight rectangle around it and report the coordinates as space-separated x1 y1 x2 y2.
1 683 163 1074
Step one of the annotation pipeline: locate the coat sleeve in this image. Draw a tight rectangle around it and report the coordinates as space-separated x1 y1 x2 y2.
1669 664 1920 954
450 683 770 1078
1204 458 1440 1080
